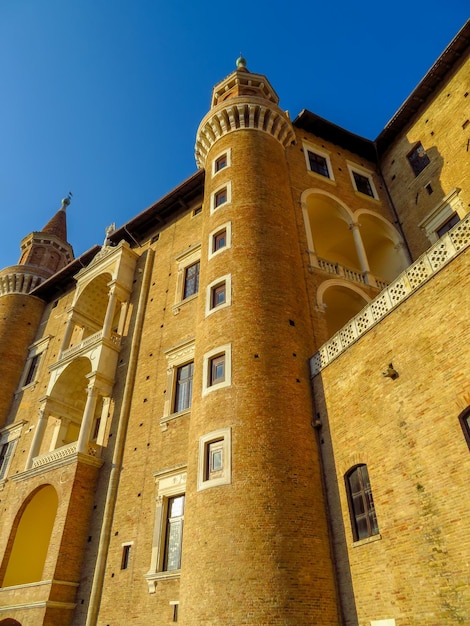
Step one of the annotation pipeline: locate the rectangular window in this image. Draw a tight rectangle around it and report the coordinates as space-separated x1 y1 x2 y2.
24 354 40 386
307 151 330 178
174 362 194 413
0 441 14 481
213 229 226 253
346 464 379 541
163 495 185 571
436 212 460 238
183 262 200 299
353 171 374 197
407 142 430 176
206 439 224 479
214 188 227 208
121 544 132 570
210 355 225 386
197 428 232 491
215 154 227 172
211 283 226 308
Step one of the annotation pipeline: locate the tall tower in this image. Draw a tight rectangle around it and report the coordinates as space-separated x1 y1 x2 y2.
179 59 339 624
0 197 74 426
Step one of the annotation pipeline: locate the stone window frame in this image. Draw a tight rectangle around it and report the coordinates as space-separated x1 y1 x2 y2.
418 187 464 244
347 163 378 200
19 336 51 390
208 221 232 260
0 421 25 488
161 339 195 429
210 181 232 214
212 148 231 177
197 427 232 492
172 244 201 313
302 141 335 181
145 466 187 593
202 343 232 396
205 274 232 317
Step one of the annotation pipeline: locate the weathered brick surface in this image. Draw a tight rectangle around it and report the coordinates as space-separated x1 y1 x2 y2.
380 55 470 259
314 249 470 625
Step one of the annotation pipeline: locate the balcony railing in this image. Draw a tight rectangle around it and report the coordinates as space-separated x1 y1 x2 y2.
316 257 389 289
310 213 470 376
32 441 101 468
60 330 121 360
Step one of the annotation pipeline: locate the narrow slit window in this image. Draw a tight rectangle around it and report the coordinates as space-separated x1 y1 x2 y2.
121 544 132 570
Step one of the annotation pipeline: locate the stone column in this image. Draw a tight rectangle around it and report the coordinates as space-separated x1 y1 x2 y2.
102 288 117 340
77 386 99 454
25 406 48 469
349 222 377 286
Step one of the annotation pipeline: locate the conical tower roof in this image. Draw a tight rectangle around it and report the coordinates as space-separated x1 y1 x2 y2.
41 200 68 241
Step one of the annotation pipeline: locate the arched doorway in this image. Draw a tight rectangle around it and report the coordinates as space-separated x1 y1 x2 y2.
2 485 58 587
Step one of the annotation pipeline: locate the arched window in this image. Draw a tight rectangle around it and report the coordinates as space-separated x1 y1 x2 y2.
459 407 470 450
345 464 379 541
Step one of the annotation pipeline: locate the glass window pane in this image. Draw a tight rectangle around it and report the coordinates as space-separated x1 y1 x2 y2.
183 262 200 299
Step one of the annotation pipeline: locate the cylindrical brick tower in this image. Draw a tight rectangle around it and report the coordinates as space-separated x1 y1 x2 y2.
0 197 74 426
179 59 339 624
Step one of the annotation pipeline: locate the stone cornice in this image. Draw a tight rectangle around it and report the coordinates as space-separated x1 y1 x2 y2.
195 97 295 168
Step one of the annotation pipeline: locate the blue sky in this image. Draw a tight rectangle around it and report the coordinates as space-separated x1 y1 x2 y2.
0 1 468 270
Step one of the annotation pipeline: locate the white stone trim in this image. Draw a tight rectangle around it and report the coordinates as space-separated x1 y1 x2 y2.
212 148 232 177
347 162 378 200
208 221 232 260
173 244 201 312
145 467 187 593
202 343 232 396
205 274 232 317
210 181 232 214
161 338 195 428
418 187 465 243
197 427 232 491
302 141 335 181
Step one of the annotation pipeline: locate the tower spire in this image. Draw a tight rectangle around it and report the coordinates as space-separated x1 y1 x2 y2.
41 193 72 242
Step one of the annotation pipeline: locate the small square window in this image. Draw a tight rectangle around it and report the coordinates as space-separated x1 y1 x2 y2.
407 142 430 176
208 222 232 260
214 188 227 208
202 343 231 395
192 206 202 216
353 172 374 197
213 229 226 252
307 151 330 178
210 355 225 386
183 262 200 299
206 439 224 479
215 154 227 172
205 274 231 317
211 283 226 308
197 428 232 491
